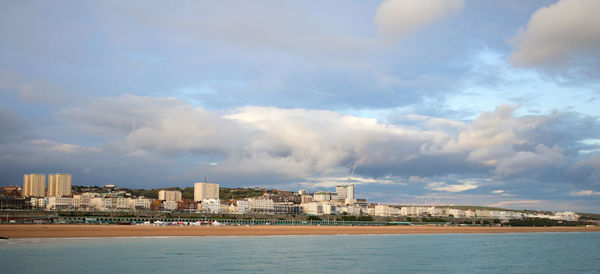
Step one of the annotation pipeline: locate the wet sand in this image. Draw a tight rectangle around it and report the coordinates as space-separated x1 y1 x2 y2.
1 224 598 238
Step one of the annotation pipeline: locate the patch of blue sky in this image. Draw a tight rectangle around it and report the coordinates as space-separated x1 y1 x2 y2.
446 49 600 119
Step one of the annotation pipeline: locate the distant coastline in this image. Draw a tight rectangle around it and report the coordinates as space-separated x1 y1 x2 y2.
1 224 599 239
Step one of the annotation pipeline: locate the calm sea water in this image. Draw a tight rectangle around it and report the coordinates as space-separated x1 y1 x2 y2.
1 232 599 273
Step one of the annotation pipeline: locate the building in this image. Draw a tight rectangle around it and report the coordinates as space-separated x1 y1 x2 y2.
73 193 96 211
313 191 331 202
201 198 221 214
158 190 182 202
163 200 178 211
338 205 362 216
400 206 429 217
374 204 401 217
302 202 336 215
132 197 153 211
46 197 78 210
47 173 72 197
301 194 313 204
336 184 354 204
274 202 303 215
2 185 22 197
236 200 250 214
194 182 219 202
0 196 31 210
23 174 46 197
248 198 274 214
30 197 47 209
177 199 198 212
90 198 109 211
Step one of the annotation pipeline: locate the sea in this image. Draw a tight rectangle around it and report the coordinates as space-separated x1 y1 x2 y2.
1 232 599 273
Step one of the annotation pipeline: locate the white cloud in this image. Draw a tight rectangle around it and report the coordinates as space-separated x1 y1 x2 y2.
491 189 515 197
510 0 600 67
571 190 600 196
488 200 542 207
374 0 464 43
300 176 401 189
426 180 478 192
29 139 101 154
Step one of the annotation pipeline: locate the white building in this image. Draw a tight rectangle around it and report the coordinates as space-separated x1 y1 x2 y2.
91 197 111 211
237 200 250 214
400 206 429 217
73 193 96 211
553 212 578 221
130 197 152 211
201 198 221 214
336 184 354 204
112 198 131 211
338 205 362 216
374 204 401 217
313 192 331 202
426 207 449 217
163 200 178 211
30 197 47 209
46 197 78 210
447 208 466 218
194 183 219 202
158 190 182 202
248 198 274 214
302 202 336 215
475 210 492 218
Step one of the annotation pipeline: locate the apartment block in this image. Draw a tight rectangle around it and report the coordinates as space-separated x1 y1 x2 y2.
194 182 219 202
47 173 72 197
23 174 46 197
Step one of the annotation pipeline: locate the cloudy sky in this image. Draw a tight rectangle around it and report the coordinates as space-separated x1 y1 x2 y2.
1 0 599 212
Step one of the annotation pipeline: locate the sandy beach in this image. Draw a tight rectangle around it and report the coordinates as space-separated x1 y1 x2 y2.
0 224 598 238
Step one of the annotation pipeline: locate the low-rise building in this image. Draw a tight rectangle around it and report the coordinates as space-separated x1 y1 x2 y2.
374 204 401 217
0 196 31 210
30 197 47 209
274 202 303 215
302 202 336 215
248 198 274 214
236 200 250 214
400 206 428 217
313 192 331 202
201 198 221 214
46 197 78 210
163 200 178 211
130 197 152 211
338 205 362 216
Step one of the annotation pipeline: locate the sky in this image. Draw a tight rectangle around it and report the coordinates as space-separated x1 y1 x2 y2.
1 0 599 212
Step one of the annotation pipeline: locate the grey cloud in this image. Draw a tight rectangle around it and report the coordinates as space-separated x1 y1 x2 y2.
61 95 255 156
0 107 31 143
2 95 599 211
96 1 372 64
60 96 600 190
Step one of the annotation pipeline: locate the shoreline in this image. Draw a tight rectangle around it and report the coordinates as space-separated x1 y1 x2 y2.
1 224 599 239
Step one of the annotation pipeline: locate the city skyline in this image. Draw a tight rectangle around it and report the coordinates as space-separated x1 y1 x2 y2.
1 0 599 213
